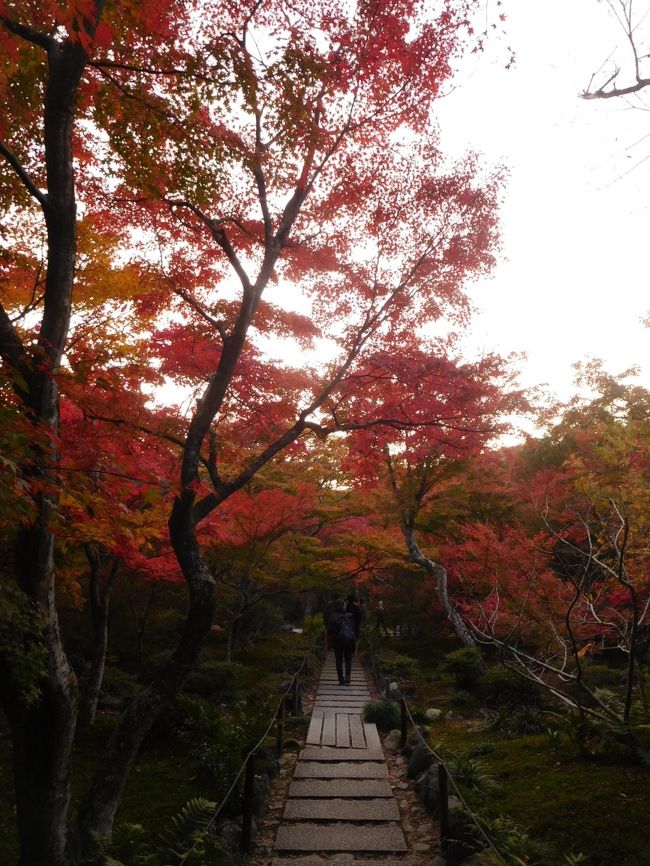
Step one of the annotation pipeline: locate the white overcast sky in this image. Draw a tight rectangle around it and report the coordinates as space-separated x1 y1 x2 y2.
433 0 650 401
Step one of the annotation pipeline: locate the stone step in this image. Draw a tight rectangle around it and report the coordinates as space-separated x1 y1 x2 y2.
274 823 408 852
307 714 369 748
316 689 370 696
299 747 383 762
314 697 369 703
283 797 400 821
320 673 366 679
289 778 394 799
293 761 389 779
268 855 418 866
313 707 369 718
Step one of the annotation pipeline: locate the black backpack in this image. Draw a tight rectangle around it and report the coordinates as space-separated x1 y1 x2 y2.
339 613 356 645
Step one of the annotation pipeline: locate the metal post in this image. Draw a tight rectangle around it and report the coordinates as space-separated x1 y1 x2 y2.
241 753 256 854
438 762 449 853
399 698 408 749
276 696 286 756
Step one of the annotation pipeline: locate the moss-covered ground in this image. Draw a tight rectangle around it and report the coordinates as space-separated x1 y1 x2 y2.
377 634 650 866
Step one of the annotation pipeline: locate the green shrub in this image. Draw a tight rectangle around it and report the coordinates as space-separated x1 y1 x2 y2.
187 701 273 802
363 700 401 731
184 660 248 701
377 649 419 683
442 647 485 689
99 666 141 708
480 664 541 708
448 688 481 713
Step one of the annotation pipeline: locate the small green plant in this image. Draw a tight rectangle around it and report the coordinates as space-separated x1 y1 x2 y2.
564 853 587 865
450 753 501 797
545 727 563 746
466 742 497 758
85 798 229 866
476 814 558 866
494 705 546 737
592 687 625 715
442 647 485 690
362 700 401 731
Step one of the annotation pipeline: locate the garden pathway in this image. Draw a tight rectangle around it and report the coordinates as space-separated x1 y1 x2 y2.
271 651 414 866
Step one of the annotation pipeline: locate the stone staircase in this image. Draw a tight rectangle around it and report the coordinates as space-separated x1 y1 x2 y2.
271 651 412 864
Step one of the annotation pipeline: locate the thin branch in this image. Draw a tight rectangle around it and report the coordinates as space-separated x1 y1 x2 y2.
89 59 217 80
0 140 48 209
0 15 52 50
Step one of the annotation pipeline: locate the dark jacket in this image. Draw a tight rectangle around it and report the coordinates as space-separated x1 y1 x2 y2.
327 611 356 648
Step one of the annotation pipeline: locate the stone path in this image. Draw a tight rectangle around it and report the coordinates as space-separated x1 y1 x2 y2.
270 651 412 864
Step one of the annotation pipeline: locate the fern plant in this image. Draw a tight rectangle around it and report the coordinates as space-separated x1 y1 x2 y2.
86 798 228 866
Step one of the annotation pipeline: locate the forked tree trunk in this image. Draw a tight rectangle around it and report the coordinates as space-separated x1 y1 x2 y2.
403 523 477 648
128 578 158 665
78 548 119 727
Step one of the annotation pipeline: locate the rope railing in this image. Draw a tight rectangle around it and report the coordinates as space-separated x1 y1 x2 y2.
178 635 322 864
362 637 507 866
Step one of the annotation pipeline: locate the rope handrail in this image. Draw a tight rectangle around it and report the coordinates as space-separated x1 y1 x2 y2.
401 700 506 865
362 637 507 866
178 635 321 864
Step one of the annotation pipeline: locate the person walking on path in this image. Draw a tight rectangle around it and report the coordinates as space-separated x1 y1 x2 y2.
327 598 357 685
375 599 388 636
346 593 363 638
323 595 337 649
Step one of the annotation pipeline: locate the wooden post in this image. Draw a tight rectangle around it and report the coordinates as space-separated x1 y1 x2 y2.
292 674 299 716
276 697 286 756
241 753 256 854
399 698 408 749
438 762 449 853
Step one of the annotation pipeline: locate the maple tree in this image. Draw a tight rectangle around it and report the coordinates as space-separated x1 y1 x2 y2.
366 351 521 645
0 0 511 862
435 366 650 750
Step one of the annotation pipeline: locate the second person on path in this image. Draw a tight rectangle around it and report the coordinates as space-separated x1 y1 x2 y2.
327 598 357 685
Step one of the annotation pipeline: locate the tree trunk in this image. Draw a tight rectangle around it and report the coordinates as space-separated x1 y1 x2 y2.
403 523 477 648
77 504 216 849
2 525 78 866
78 548 118 728
0 23 101 863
